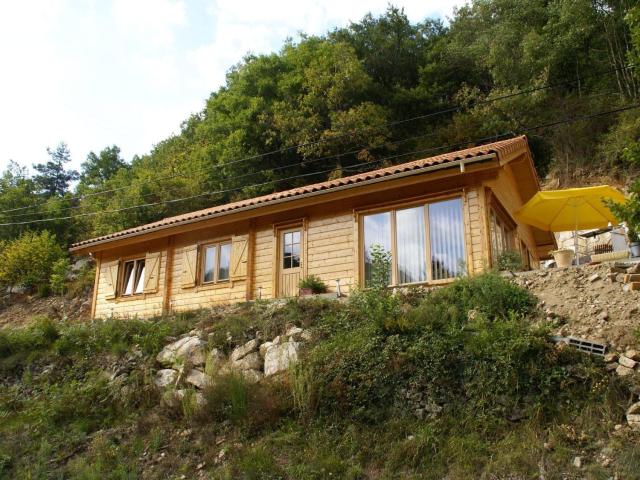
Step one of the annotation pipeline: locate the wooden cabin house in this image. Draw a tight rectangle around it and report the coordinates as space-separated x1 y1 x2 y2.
71 136 555 319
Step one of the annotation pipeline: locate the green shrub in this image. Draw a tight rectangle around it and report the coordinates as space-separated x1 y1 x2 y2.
298 274 328 294
0 316 60 359
0 230 65 293
49 257 70 296
495 249 524 271
296 273 588 423
200 373 291 431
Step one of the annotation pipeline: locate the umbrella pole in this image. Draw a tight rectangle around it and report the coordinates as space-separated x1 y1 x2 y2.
574 208 579 266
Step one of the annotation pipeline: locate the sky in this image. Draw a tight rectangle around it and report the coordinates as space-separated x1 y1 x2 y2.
0 0 461 174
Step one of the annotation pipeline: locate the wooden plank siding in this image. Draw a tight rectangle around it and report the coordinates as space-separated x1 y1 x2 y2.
87 149 546 319
91 189 489 319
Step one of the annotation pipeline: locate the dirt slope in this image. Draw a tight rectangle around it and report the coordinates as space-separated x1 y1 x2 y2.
0 293 91 329
513 263 640 351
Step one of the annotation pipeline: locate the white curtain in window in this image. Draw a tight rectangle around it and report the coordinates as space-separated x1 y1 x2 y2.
396 206 426 284
363 212 391 284
429 198 466 280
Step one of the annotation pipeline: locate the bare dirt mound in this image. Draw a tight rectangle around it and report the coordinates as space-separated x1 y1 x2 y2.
0 294 91 329
513 263 639 351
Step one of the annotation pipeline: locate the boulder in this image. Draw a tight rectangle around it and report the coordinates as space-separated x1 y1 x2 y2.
241 369 264 384
618 355 637 369
259 341 273 359
264 341 299 377
627 403 640 429
616 364 635 376
153 369 178 388
186 369 211 389
156 336 206 367
230 339 260 362
286 326 304 341
232 352 262 371
624 349 640 361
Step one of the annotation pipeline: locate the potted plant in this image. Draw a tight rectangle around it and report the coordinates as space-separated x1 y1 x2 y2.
549 248 574 268
298 274 328 296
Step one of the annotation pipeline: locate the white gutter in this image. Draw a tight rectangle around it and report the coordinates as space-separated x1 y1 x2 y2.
71 153 497 251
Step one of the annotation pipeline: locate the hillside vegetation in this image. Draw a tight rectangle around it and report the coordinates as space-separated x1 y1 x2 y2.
1 273 639 479
1 1 640 251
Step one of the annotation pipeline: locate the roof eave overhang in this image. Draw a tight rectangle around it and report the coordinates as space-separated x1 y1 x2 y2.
70 153 498 255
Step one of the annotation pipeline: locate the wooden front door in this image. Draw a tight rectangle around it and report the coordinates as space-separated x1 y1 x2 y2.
278 228 303 297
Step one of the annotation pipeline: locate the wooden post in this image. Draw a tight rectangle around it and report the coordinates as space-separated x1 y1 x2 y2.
90 252 101 320
162 236 175 316
245 221 256 301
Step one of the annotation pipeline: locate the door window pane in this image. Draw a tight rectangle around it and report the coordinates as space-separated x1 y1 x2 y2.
396 206 426 284
203 245 216 283
429 198 466 280
363 212 392 285
218 243 231 280
282 230 301 270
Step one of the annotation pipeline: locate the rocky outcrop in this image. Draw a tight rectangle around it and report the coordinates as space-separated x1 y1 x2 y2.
264 341 299 377
153 368 178 388
186 369 211 389
156 336 206 368
627 402 640 429
230 339 259 362
154 323 311 409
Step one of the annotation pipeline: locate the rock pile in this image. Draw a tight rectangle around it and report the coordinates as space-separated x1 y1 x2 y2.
512 262 640 349
603 349 640 377
153 326 311 408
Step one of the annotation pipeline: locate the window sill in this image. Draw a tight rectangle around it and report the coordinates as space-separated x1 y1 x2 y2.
195 280 241 292
113 293 151 302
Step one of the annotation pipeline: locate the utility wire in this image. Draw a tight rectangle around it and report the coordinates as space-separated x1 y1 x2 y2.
3 129 443 219
1 102 638 227
0 62 635 216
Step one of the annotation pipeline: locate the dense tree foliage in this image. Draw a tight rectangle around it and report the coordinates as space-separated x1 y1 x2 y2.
1 1 639 248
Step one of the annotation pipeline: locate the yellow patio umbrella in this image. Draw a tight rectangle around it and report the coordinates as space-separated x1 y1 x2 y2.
514 185 627 265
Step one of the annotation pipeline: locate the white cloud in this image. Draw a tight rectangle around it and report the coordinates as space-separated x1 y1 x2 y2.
0 0 460 174
112 0 187 47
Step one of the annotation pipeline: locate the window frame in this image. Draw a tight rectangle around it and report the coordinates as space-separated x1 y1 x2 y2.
200 240 232 285
359 194 467 287
118 257 146 297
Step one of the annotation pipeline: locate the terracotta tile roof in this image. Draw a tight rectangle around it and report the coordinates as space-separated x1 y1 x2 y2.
71 136 529 251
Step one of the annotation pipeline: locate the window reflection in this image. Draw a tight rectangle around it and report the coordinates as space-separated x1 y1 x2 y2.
363 212 391 285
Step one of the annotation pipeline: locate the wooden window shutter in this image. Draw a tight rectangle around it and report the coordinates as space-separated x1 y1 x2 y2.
181 245 198 288
230 234 249 279
103 260 120 300
143 252 161 294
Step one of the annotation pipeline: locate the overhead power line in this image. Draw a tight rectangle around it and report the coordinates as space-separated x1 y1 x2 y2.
0 63 635 216
1 102 638 228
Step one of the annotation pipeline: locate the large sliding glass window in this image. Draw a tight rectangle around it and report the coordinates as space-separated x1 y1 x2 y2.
429 198 466 280
363 212 391 285
396 206 427 284
362 197 466 286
